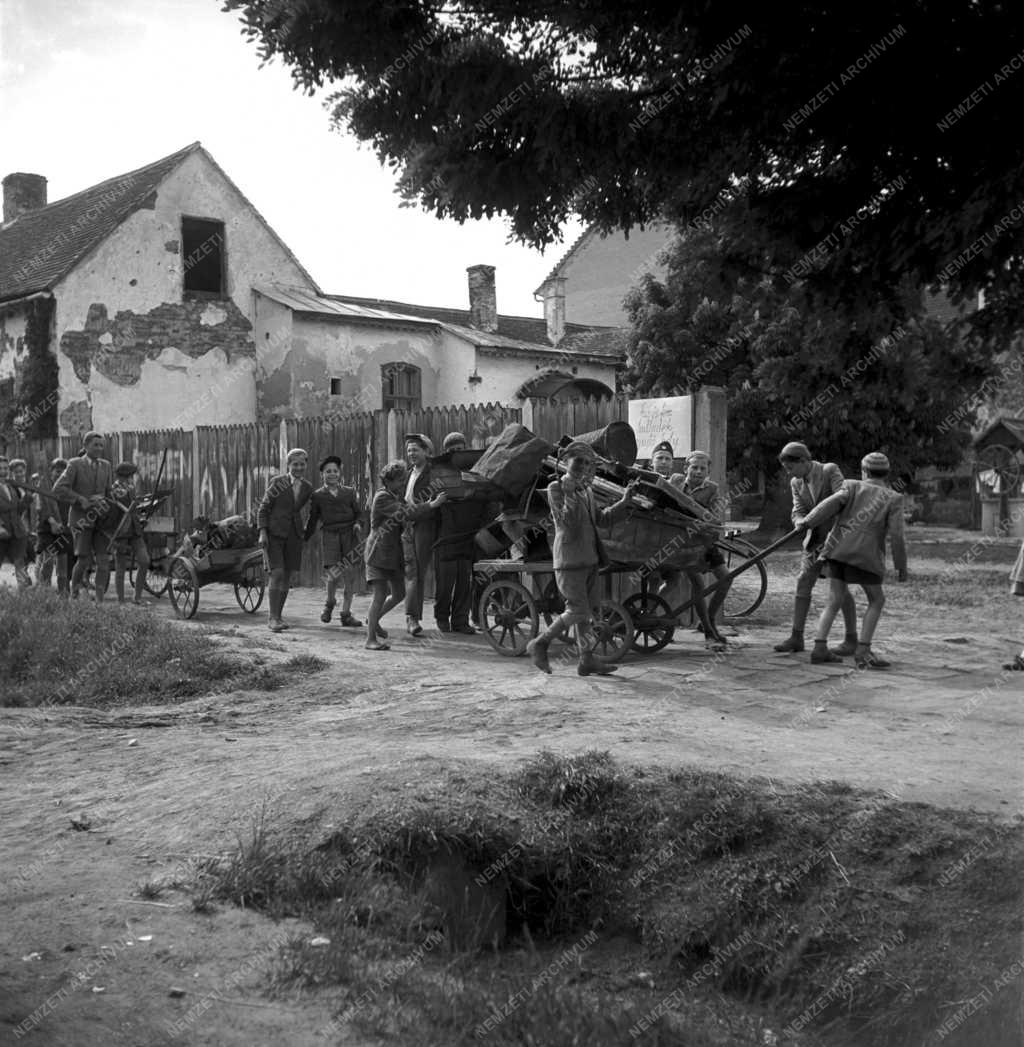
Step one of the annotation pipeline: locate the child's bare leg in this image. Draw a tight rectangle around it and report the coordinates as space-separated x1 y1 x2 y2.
379 577 406 620
341 565 356 614
706 564 732 625
811 578 846 663
853 584 890 668
685 569 724 645
365 580 388 648
325 570 338 607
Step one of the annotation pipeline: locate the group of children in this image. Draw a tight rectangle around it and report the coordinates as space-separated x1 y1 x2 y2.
0 446 152 603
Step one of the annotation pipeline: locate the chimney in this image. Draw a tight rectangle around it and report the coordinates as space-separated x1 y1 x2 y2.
542 277 566 345
467 264 498 333
3 173 47 224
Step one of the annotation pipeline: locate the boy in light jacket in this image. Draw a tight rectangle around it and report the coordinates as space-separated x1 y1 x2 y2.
797 451 908 669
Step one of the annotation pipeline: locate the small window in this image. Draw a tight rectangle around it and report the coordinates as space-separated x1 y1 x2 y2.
381 363 421 411
182 217 225 296
329 378 343 396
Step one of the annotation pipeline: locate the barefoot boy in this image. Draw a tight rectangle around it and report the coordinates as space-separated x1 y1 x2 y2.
527 441 637 676
796 451 908 669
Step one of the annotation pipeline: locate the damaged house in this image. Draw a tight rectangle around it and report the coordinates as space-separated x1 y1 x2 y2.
0 143 623 438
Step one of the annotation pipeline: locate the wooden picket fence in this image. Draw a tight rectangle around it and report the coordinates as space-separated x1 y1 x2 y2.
2 397 624 587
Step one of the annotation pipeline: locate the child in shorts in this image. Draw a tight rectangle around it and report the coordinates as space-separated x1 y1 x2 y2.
796 451 907 669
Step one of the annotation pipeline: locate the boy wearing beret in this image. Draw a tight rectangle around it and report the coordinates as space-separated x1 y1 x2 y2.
774 441 858 656
797 452 908 669
304 455 363 627
527 441 637 676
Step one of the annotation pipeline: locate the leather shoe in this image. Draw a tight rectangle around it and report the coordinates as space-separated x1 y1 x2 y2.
453 624 476 635
436 621 452 633
774 635 805 653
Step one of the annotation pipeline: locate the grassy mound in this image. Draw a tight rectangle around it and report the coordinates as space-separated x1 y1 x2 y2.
193 753 1024 1047
0 587 326 707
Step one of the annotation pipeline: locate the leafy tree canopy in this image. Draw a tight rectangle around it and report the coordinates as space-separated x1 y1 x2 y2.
227 1 1023 321
623 215 990 479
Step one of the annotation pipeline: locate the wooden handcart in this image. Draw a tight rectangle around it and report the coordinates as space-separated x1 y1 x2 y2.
168 546 266 620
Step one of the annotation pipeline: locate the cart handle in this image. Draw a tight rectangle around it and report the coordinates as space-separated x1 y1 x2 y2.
697 527 803 600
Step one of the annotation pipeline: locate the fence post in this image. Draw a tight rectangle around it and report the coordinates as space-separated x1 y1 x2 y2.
386 410 398 463
693 385 729 517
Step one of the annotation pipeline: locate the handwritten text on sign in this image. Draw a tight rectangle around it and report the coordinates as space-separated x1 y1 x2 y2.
628 396 693 459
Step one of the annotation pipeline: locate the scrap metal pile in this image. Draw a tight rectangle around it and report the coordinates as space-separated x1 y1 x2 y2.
445 423 721 571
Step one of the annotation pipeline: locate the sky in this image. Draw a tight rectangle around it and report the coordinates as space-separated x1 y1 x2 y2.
0 0 583 317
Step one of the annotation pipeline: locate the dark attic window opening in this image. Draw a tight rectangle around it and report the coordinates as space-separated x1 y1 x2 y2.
182 217 225 297
329 378 343 396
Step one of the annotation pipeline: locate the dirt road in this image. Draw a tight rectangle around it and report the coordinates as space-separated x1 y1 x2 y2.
2 550 1021 1045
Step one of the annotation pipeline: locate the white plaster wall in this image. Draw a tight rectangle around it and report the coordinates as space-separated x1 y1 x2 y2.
0 307 27 383
89 347 255 432
285 316 448 415
52 149 318 432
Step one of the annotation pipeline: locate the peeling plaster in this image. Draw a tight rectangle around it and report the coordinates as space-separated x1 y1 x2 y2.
60 298 255 387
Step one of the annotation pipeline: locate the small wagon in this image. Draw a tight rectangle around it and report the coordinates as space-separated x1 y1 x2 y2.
168 546 266 620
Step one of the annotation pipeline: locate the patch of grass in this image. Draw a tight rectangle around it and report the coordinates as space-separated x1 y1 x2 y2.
196 758 1024 1047
135 878 165 900
0 588 327 707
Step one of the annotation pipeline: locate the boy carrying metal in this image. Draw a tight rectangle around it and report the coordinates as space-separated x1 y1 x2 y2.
526 441 637 677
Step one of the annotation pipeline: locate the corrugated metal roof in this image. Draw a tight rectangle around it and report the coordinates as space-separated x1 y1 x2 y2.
254 284 626 361
253 284 432 325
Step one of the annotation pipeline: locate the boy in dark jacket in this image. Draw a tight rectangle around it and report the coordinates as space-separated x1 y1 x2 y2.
257 448 313 632
108 462 151 604
304 455 363 626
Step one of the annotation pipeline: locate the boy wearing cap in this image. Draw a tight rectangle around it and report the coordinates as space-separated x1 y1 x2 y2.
774 441 858 656
257 448 313 632
527 441 637 676
35 458 72 594
402 433 439 636
650 441 676 479
304 455 363 627
796 452 908 669
675 451 734 645
108 462 151 604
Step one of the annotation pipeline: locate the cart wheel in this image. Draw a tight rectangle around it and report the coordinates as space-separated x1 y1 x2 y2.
130 562 170 598
168 557 200 620
623 592 675 653
587 600 635 664
479 579 539 657
234 579 265 613
716 537 768 617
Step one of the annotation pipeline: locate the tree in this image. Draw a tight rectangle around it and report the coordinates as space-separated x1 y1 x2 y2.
623 216 992 528
227 0 1023 333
